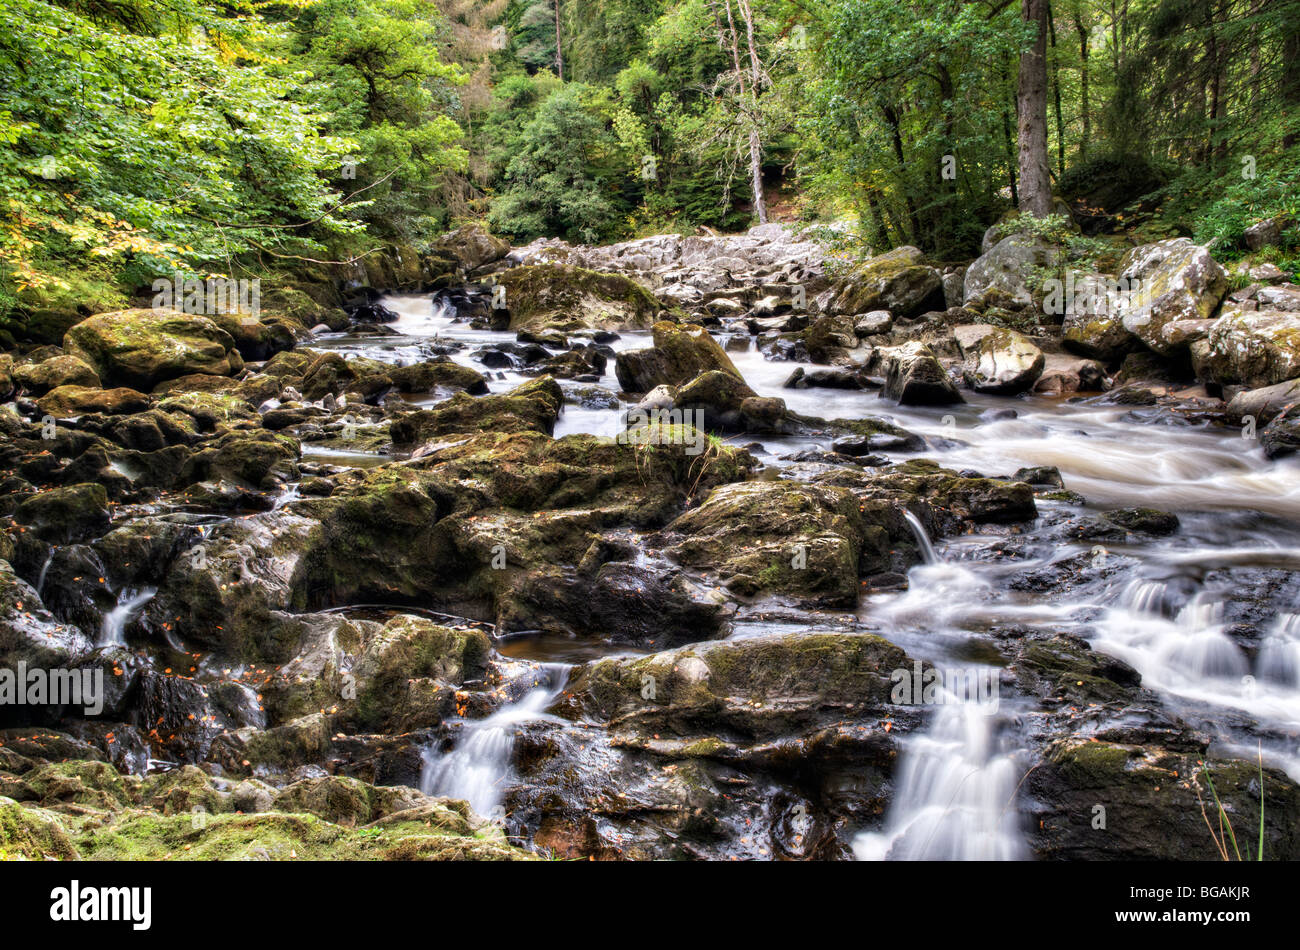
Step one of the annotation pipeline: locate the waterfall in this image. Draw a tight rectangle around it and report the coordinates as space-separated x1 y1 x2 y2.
420 666 567 821
854 696 1024 861
99 587 156 647
35 550 55 597
902 509 940 565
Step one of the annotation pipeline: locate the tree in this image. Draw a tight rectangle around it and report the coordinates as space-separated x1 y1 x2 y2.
1017 0 1053 216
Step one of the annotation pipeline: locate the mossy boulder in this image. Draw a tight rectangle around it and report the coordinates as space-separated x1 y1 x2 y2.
434 223 510 271
615 321 746 394
37 384 151 418
1191 307 1300 387
13 482 110 543
390 376 563 444
962 328 1045 395
563 630 912 739
1026 738 1300 860
964 234 1063 311
496 264 660 332
1061 272 1143 360
387 360 489 395
659 480 890 605
64 309 244 389
1117 239 1227 355
829 246 945 319
13 354 101 395
0 797 79 859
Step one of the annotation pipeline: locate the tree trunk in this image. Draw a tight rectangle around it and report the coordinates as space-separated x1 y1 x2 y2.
1049 3 1065 178
554 0 563 80
1284 15 1300 147
735 0 768 223
1017 0 1053 217
1074 11 1090 158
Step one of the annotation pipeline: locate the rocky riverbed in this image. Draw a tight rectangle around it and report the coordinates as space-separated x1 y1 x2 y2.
2 221 1299 860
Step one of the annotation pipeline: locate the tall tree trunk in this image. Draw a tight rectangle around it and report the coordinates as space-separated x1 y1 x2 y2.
1017 0 1053 216
1002 63 1018 205
1284 15 1300 147
1074 11 1090 158
554 0 563 80
1049 3 1065 178
735 0 768 223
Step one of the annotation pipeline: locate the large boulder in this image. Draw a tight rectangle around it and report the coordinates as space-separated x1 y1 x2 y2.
659 480 898 605
829 246 944 320
495 265 660 332
13 355 100 395
880 342 963 405
1061 272 1142 360
1225 378 1300 425
37 385 151 418
64 309 243 389
963 234 1063 310
962 328 1045 395
1191 307 1300 388
433 223 510 272
615 322 745 394
1115 239 1227 355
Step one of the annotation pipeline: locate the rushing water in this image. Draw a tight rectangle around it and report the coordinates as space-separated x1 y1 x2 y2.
419 666 568 820
99 587 157 647
305 291 1300 853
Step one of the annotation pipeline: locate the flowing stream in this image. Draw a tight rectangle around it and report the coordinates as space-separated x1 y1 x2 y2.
304 291 1300 854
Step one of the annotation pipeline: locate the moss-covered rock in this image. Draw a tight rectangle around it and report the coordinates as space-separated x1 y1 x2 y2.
614 321 745 393
13 354 101 395
659 480 888 605
64 309 244 389
496 264 660 332
13 482 110 543
1191 307 1300 387
829 246 945 319
1118 239 1227 356
0 796 79 859
37 384 151 418
390 375 563 444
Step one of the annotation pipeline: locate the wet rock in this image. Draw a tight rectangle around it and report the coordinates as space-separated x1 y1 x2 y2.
1033 353 1108 394
13 483 110 543
13 355 101 395
1191 307 1300 387
1225 378 1300 425
495 265 660 333
1117 238 1227 355
1260 404 1300 459
880 342 963 405
64 309 244 389
1025 738 1300 860
0 563 93 668
614 321 745 394
1012 465 1064 488
1101 507 1180 536
829 247 944 320
854 310 894 337
37 385 151 418
962 328 1045 395
783 367 867 390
